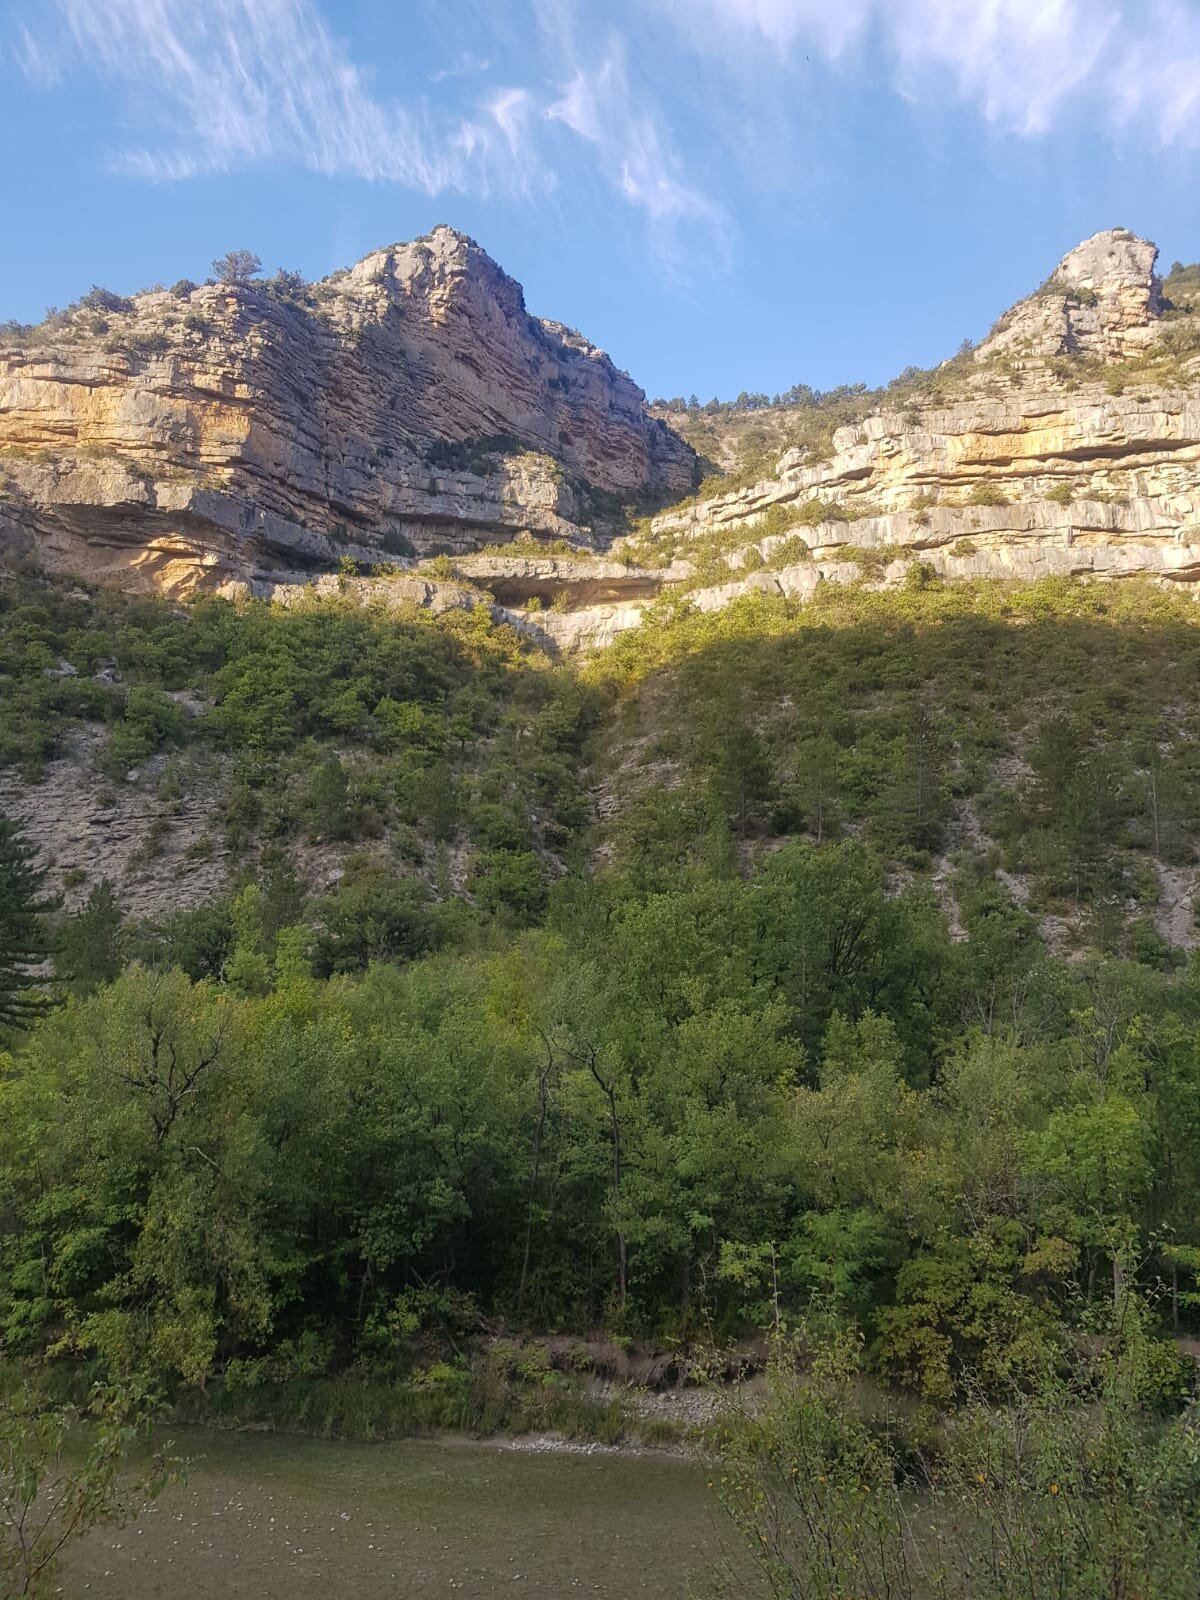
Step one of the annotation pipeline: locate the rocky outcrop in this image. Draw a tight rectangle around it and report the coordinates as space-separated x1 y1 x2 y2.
407 230 1198 653
0 728 231 920
588 230 1200 645
976 228 1165 363
449 554 688 606
0 226 693 593
229 559 693 657
650 382 1200 544
6 225 1200 653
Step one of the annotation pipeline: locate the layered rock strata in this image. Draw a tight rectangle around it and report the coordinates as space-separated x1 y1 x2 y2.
404 232 1200 652
0 226 693 593
516 229 1199 650
5 226 1200 655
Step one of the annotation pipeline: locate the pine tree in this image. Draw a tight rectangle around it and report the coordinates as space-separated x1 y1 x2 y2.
0 813 54 1031
55 878 123 995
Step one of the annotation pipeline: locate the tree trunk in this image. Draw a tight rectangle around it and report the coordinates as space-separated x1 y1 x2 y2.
518 1038 555 1313
586 1050 626 1308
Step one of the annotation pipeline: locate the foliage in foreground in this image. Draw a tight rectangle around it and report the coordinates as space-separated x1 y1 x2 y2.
1 1384 182 1598
717 1310 1200 1600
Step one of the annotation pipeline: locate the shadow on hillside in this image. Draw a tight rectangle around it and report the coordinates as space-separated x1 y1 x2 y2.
599 585 1200 949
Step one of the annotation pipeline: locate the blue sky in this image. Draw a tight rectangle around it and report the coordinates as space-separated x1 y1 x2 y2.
3 0 1200 400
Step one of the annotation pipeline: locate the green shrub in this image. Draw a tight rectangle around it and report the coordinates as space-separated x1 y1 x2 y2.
717 1320 1200 1600
105 686 185 774
969 483 1007 507
796 497 838 525
379 527 416 558
80 286 133 315
469 849 548 925
765 534 812 568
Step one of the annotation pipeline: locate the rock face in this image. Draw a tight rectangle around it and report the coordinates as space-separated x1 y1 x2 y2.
651 386 1200 548
516 229 1190 650
610 377 1200 651
976 228 1165 363
261 227 1200 657
0 226 693 593
382 228 1197 654
5 225 1200 655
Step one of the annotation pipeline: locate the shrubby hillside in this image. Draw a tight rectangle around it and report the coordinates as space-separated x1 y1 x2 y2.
3 564 1200 1429
592 577 1200 960
5 224 1200 1455
0 565 595 948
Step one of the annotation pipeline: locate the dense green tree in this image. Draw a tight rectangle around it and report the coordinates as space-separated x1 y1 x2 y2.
312 863 433 974
0 814 54 1032
783 733 842 844
755 841 952 1077
877 698 948 855
129 900 235 981
704 722 774 835
470 850 548 925
55 880 123 994
211 249 261 283
303 756 353 842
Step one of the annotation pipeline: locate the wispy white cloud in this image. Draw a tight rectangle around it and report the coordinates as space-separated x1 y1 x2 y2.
656 0 1200 146
15 0 1196 281
669 0 874 57
22 0 536 194
10 22 62 88
13 0 720 251
429 53 493 85
486 87 536 166
1109 2 1200 146
548 49 726 238
887 0 1117 136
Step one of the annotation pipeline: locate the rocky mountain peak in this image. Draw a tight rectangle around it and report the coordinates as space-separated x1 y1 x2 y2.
332 227 614 370
338 225 524 320
1055 227 1159 293
976 226 1164 363
0 227 695 594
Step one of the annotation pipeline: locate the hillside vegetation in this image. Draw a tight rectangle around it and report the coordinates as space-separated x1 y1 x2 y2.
3 566 1200 1440
593 576 1200 960
0 565 595 949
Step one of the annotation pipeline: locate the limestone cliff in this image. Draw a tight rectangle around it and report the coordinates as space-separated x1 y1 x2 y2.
0 226 694 594
6 225 1200 654
428 227 1200 651
975 228 1165 363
